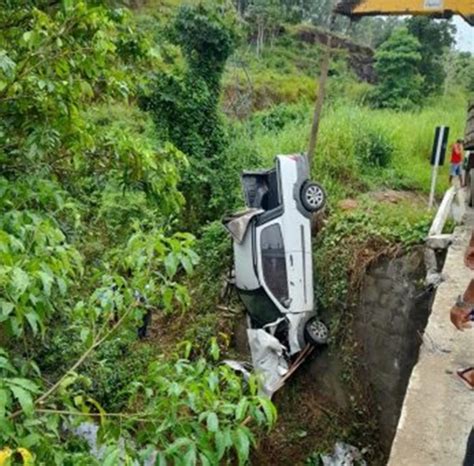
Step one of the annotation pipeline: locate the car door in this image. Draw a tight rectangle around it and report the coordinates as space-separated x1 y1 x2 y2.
255 219 289 314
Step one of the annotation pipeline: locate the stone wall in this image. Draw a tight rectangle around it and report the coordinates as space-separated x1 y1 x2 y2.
354 248 435 451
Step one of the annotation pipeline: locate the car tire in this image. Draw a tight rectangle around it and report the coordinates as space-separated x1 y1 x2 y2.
301 181 326 212
305 318 329 346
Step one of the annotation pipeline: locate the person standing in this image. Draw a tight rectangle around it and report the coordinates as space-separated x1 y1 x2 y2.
449 138 464 185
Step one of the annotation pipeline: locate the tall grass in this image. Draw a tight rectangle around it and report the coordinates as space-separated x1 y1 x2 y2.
226 94 468 205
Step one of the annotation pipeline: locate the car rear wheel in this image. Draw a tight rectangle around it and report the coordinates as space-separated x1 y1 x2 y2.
301 181 326 212
305 318 329 346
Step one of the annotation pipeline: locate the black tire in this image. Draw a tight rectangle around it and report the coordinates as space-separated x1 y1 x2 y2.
301 181 326 212
304 317 329 346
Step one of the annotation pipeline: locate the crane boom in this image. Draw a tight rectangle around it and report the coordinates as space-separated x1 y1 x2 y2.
334 0 474 25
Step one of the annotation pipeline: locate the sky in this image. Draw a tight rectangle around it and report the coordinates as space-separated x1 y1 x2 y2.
453 16 473 53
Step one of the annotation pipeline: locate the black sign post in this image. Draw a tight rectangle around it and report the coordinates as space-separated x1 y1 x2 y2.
429 126 450 209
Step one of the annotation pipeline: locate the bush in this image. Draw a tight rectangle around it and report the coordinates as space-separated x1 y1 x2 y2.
355 128 394 169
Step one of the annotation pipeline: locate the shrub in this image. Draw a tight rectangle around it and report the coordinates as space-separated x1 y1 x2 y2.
355 128 394 169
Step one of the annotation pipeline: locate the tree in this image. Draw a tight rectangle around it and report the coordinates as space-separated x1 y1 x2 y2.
406 17 455 95
349 16 403 48
444 51 474 95
141 4 238 226
245 0 281 56
372 28 423 110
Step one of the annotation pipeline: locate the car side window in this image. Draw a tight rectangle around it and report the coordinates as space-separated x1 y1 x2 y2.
261 224 288 303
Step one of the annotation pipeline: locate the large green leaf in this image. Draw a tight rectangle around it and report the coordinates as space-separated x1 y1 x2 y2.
8 378 39 393
11 267 30 297
206 412 219 433
235 397 249 421
9 385 34 416
233 427 251 466
37 270 54 297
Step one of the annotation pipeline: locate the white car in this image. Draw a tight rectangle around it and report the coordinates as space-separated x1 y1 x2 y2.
224 154 328 395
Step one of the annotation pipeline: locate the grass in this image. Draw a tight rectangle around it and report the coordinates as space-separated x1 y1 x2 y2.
226 93 468 206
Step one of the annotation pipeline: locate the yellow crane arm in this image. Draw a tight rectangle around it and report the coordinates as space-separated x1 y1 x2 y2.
334 0 474 25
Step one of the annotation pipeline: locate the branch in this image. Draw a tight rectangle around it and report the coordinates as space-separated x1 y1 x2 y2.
36 409 155 423
10 304 136 420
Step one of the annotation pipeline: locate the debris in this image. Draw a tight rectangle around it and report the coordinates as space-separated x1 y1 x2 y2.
222 360 252 381
247 329 289 396
321 442 367 466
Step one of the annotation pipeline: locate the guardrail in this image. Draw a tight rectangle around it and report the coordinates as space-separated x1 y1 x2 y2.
428 185 465 238
424 185 466 286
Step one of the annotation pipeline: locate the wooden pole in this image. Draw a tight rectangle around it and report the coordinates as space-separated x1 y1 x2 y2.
307 14 336 167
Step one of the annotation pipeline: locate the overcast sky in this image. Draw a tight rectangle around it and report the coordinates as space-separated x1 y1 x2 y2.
453 17 473 53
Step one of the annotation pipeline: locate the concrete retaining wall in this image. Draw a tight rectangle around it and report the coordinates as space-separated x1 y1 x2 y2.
354 248 436 451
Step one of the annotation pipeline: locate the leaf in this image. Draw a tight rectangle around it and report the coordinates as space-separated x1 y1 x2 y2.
0 389 9 419
80 328 92 346
166 437 193 454
9 385 33 416
22 31 33 43
164 253 179 278
209 338 220 362
25 312 40 335
0 356 16 374
258 397 277 427
183 444 197 466
162 287 173 310
57 277 67 296
235 397 248 422
206 412 219 433
0 299 14 317
11 268 29 297
37 271 54 297
181 255 193 274
102 448 120 466
233 427 250 466
199 453 211 466
8 378 39 393
62 0 73 11
214 430 227 460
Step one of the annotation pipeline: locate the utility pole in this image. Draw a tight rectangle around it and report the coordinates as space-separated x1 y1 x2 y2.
307 13 336 167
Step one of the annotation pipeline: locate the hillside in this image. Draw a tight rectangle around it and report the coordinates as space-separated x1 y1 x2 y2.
0 1 473 465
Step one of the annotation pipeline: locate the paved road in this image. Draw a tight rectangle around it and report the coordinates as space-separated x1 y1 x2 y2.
388 209 474 465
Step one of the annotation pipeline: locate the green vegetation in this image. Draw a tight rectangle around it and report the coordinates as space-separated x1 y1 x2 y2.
0 2 273 464
141 3 238 226
372 28 423 109
0 0 473 464
407 17 455 95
